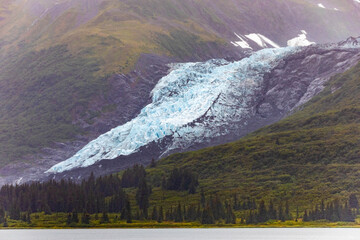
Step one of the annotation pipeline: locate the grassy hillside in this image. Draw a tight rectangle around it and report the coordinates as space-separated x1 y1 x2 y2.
0 45 103 163
145 61 360 213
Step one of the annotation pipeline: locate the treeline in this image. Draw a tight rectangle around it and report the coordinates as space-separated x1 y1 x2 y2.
0 163 359 226
147 194 236 224
0 165 199 225
0 173 128 216
303 195 359 222
0 165 156 222
244 200 292 224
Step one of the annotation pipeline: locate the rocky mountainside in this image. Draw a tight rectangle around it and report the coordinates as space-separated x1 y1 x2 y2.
1 0 360 185
143 58 360 210
45 38 360 181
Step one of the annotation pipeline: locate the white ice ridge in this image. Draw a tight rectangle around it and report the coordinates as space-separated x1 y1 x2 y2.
46 47 299 174
231 33 252 49
245 33 280 48
287 30 315 47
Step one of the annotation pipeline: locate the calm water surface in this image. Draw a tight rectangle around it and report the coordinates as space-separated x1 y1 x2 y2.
0 228 359 240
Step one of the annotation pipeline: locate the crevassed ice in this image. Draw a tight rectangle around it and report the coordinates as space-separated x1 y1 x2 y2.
46 47 299 173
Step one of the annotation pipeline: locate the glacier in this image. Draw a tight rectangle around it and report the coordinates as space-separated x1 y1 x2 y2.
46 47 300 173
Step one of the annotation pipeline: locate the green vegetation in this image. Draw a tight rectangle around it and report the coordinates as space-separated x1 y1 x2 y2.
0 0 227 167
1 164 359 229
155 30 225 59
3 61 360 228
1 0 360 228
144 62 360 212
0 45 104 163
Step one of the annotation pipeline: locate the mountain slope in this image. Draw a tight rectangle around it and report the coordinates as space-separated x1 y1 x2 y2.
145 60 360 209
42 39 360 178
47 47 300 173
1 0 360 185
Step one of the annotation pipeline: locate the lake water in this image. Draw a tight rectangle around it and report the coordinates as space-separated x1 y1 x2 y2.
0 228 359 240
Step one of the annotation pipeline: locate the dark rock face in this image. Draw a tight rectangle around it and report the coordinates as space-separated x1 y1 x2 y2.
44 43 360 183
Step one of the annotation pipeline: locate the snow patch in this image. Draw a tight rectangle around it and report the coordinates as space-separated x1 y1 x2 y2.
354 0 360 3
287 30 315 47
245 33 280 49
318 3 326 8
231 33 252 49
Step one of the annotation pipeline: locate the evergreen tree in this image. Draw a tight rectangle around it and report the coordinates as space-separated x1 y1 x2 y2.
268 200 277 220
157 206 164 223
349 194 359 209
257 200 268 223
21 213 27 222
161 176 166 190
101 211 109 223
0 208 4 223
225 202 236 224
246 210 256 224
332 200 341 222
175 203 183 222
82 212 91 224
151 206 158 221
3 218 8 228
210 195 225 220
278 203 285 222
44 204 51 215
188 181 196 194
285 201 291 220
342 202 355 222
186 204 197 222
200 188 206 208
26 209 32 224
295 206 299 222
125 201 132 224
165 168 198 192
66 213 72 225
72 211 79 223
120 207 126 220
233 194 239 211
9 204 20 220
201 206 215 224
303 210 309 222
136 178 150 219
196 204 201 221
320 200 325 220
252 199 257 210
150 158 156 168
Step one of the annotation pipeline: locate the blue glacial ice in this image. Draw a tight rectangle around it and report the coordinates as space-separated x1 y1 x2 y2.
46 47 300 173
